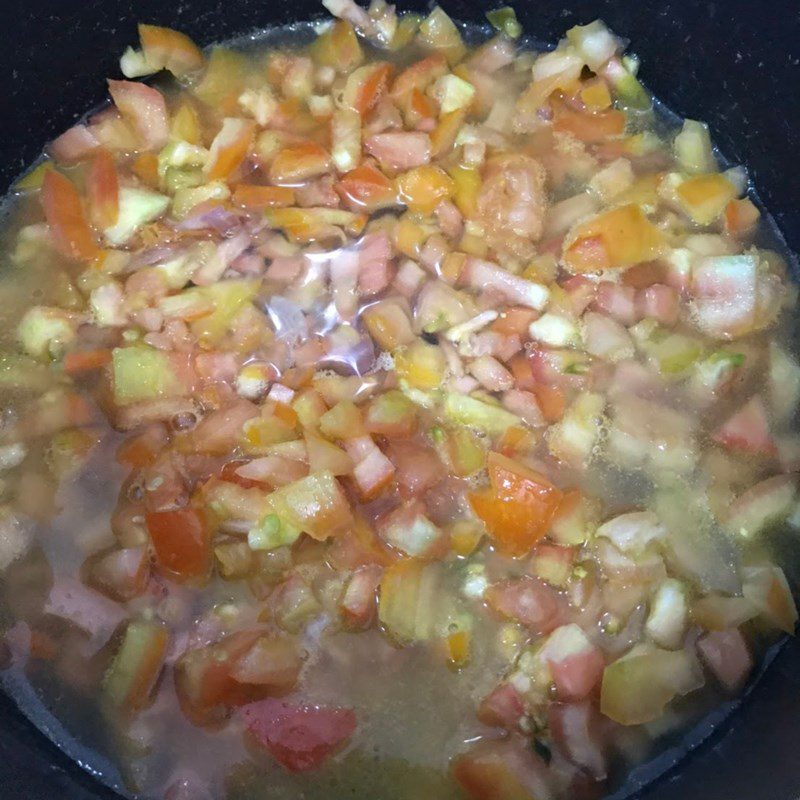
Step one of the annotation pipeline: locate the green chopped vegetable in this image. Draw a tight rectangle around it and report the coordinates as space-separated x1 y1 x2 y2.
17 306 76 361
443 392 521 437
674 119 716 174
103 619 169 715
600 644 701 725
248 512 301 551
112 345 185 405
104 187 170 246
189 278 260 346
486 7 522 39
602 56 651 110
260 470 352 541
379 559 443 643
172 180 230 218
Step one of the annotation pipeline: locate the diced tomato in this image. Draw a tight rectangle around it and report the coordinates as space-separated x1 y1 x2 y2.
328 513 393 570
691 255 758 339
335 163 397 212
593 282 638 326
712 395 775 455
269 141 332 184
145 507 211 582
469 452 564 555
87 149 120 228
191 399 260 455
636 283 679 326
567 235 610 271
116 424 169 469
365 132 431 171
452 737 554 800
622 260 668 289
507 351 536 392
477 683 526 732
486 577 563 633
552 98 626 143
345 436 396 500
724 198 760 237
131 152 160 187
340 563 383 628
206 118 256 181
107 80 169 151
63 348 112 375
228 635 306 691
697 628 753 692
543 629 606 701
220 459 267 490
390 55 448 101
386 440 442 498
175 630 268 726
232 184 296 209
343 62 392 116
41 171 99 262
138 23 204 77
84 546 150 602
561 276 597 316
357 231 393 295
242 699 357 772
377 499 446 559
44 576 126 642
548 701 608 780
48 124 99 164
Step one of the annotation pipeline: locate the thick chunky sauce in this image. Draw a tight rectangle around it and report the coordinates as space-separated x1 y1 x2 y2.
0 6 798 800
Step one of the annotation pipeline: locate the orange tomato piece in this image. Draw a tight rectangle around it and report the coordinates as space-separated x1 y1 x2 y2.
343 62 393 116
390 54 448 101
552 97 626 143
469 452 564 556
563 204 665 273
491 307 539 337
532 384 566 423
724 197 760 237
139 23 204 76
231 184 296 209
87 149 120 229
407 87 437 124
396 164 454 214
131 152 160 187
310 19 364 73
116 429 167 469
41 171 99 262
107 79 170 151
206 118 256 181
335 163 397 212
430 108 467 158
268 141 332 185
145 507 211 581
63 348 112 375
580 78 612 110
676 173 737 225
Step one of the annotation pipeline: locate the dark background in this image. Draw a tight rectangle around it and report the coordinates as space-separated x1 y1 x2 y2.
0 0 799 798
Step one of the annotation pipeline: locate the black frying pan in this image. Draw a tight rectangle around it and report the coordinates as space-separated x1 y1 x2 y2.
1 1 799 798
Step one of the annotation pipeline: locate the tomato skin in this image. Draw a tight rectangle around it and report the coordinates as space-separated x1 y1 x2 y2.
175 630 264 726
242 699 357 772
470 453 564 556
41 171 99 262
87 148 120 228
107 79 170 151
335 163 397 212
452 737 553 800
145 507 210 581
485 577 563 633
549 647 606 701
